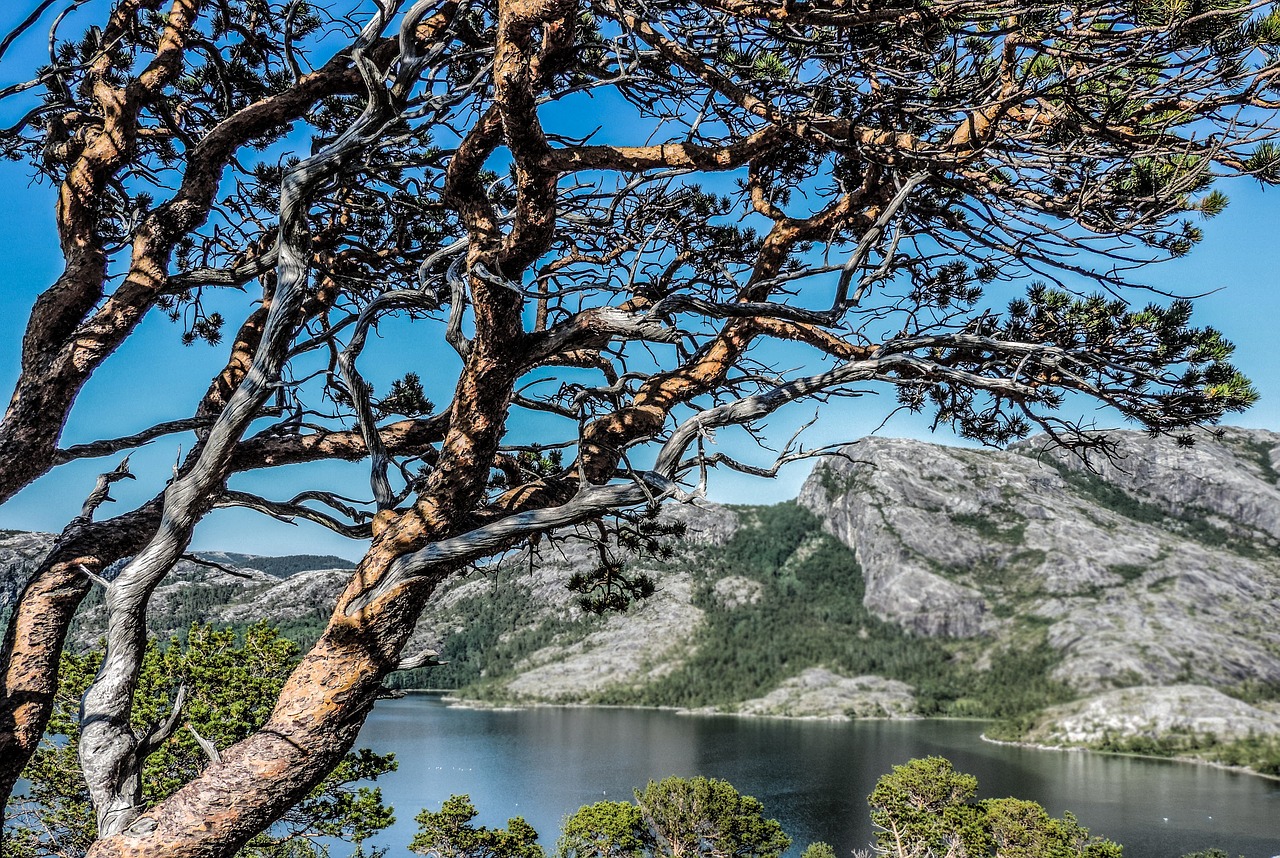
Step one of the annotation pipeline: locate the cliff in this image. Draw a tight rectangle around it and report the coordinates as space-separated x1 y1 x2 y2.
4 428 1278 767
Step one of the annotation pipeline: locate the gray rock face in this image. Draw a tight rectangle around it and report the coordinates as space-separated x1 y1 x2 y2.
1023 685 1280 745
798 440 1003 638
0 545 357 649
0 531 55 608
712 575 763 609
6 430 1279 736
402 505 736 703
1022 427 1280 542
735 668 916 719
502 572 702 702
664 502 739 546
797 431 1280 694
211 568 351 626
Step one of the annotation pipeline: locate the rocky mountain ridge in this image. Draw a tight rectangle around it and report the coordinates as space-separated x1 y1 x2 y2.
802 430 1280 693
3 427 1279 769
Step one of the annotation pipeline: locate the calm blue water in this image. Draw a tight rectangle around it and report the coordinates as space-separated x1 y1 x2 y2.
354 694 1280 858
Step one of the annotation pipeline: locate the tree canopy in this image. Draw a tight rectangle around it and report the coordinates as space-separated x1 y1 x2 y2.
868 757 1123 858
558 776 789 858
0 0 1278 854
412 794 545 858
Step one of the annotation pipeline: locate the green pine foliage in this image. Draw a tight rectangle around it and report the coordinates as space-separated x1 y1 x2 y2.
1093 730 1280 777
5 623 395 858
557 801 650 858
456 768 1152 858
565 513 684 615
868 757 986 856
636 778 789 858
868 757 1123 858
410 794 544 858
557 777 789 858
376 372 435 419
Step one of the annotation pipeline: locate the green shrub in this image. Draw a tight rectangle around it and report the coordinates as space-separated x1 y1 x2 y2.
868 757 1122 858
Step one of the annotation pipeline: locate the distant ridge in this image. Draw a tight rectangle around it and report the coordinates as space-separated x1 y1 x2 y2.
3 428 1279 771
192 551 356 578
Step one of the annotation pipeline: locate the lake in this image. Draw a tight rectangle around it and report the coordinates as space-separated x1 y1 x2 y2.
355 694 1280 858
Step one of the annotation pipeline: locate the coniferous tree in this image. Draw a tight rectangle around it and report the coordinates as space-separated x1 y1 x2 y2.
0 0 1277 854
5 624 395 857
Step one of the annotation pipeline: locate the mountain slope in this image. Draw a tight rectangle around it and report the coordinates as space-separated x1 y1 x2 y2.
800 429 1280 694
402 429 1280 712
4 428 1278 765
0 544 354 649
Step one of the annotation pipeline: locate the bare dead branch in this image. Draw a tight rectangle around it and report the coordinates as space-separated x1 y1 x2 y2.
75 457 136 522
53 417 222 466
216 490 373 540
394 650 446 671
185 723 222 765
178 554 254 580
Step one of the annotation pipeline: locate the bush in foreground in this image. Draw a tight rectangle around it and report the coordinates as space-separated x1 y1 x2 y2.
557 776 790 858
868 757 1122 858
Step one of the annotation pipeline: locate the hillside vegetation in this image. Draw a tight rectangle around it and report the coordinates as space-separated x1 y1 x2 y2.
4 429 1279 769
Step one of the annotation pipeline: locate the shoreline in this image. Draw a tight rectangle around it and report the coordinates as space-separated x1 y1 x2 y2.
978 732 1280 783
395 690 1280 782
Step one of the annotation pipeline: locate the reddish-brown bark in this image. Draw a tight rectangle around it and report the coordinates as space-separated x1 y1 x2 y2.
0 30 371 505
83 557 421 856
0 270 433 809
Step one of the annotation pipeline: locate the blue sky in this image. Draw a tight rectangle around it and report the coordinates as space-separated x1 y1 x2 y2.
1 175 1275 559
0 5 1277 559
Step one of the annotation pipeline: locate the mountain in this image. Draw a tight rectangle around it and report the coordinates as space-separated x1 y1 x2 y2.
3 428 1279 771
801 428 1280 693
0 543 354 650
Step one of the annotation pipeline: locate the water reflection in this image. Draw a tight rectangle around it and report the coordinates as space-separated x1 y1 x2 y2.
356 695 1280 858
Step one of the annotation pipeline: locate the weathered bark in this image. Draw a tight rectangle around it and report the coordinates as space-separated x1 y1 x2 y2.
79 483 641 855
81 0 568 847
0 276 449 808
0 407 451 811
0 0 201 504
0 246 413 815
75 0 462 836
0 272 279 808
76 346 910 858
75 0 814 839
0 354 105 502
0 9 456 807
82 532 439 857
0 499 162 804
